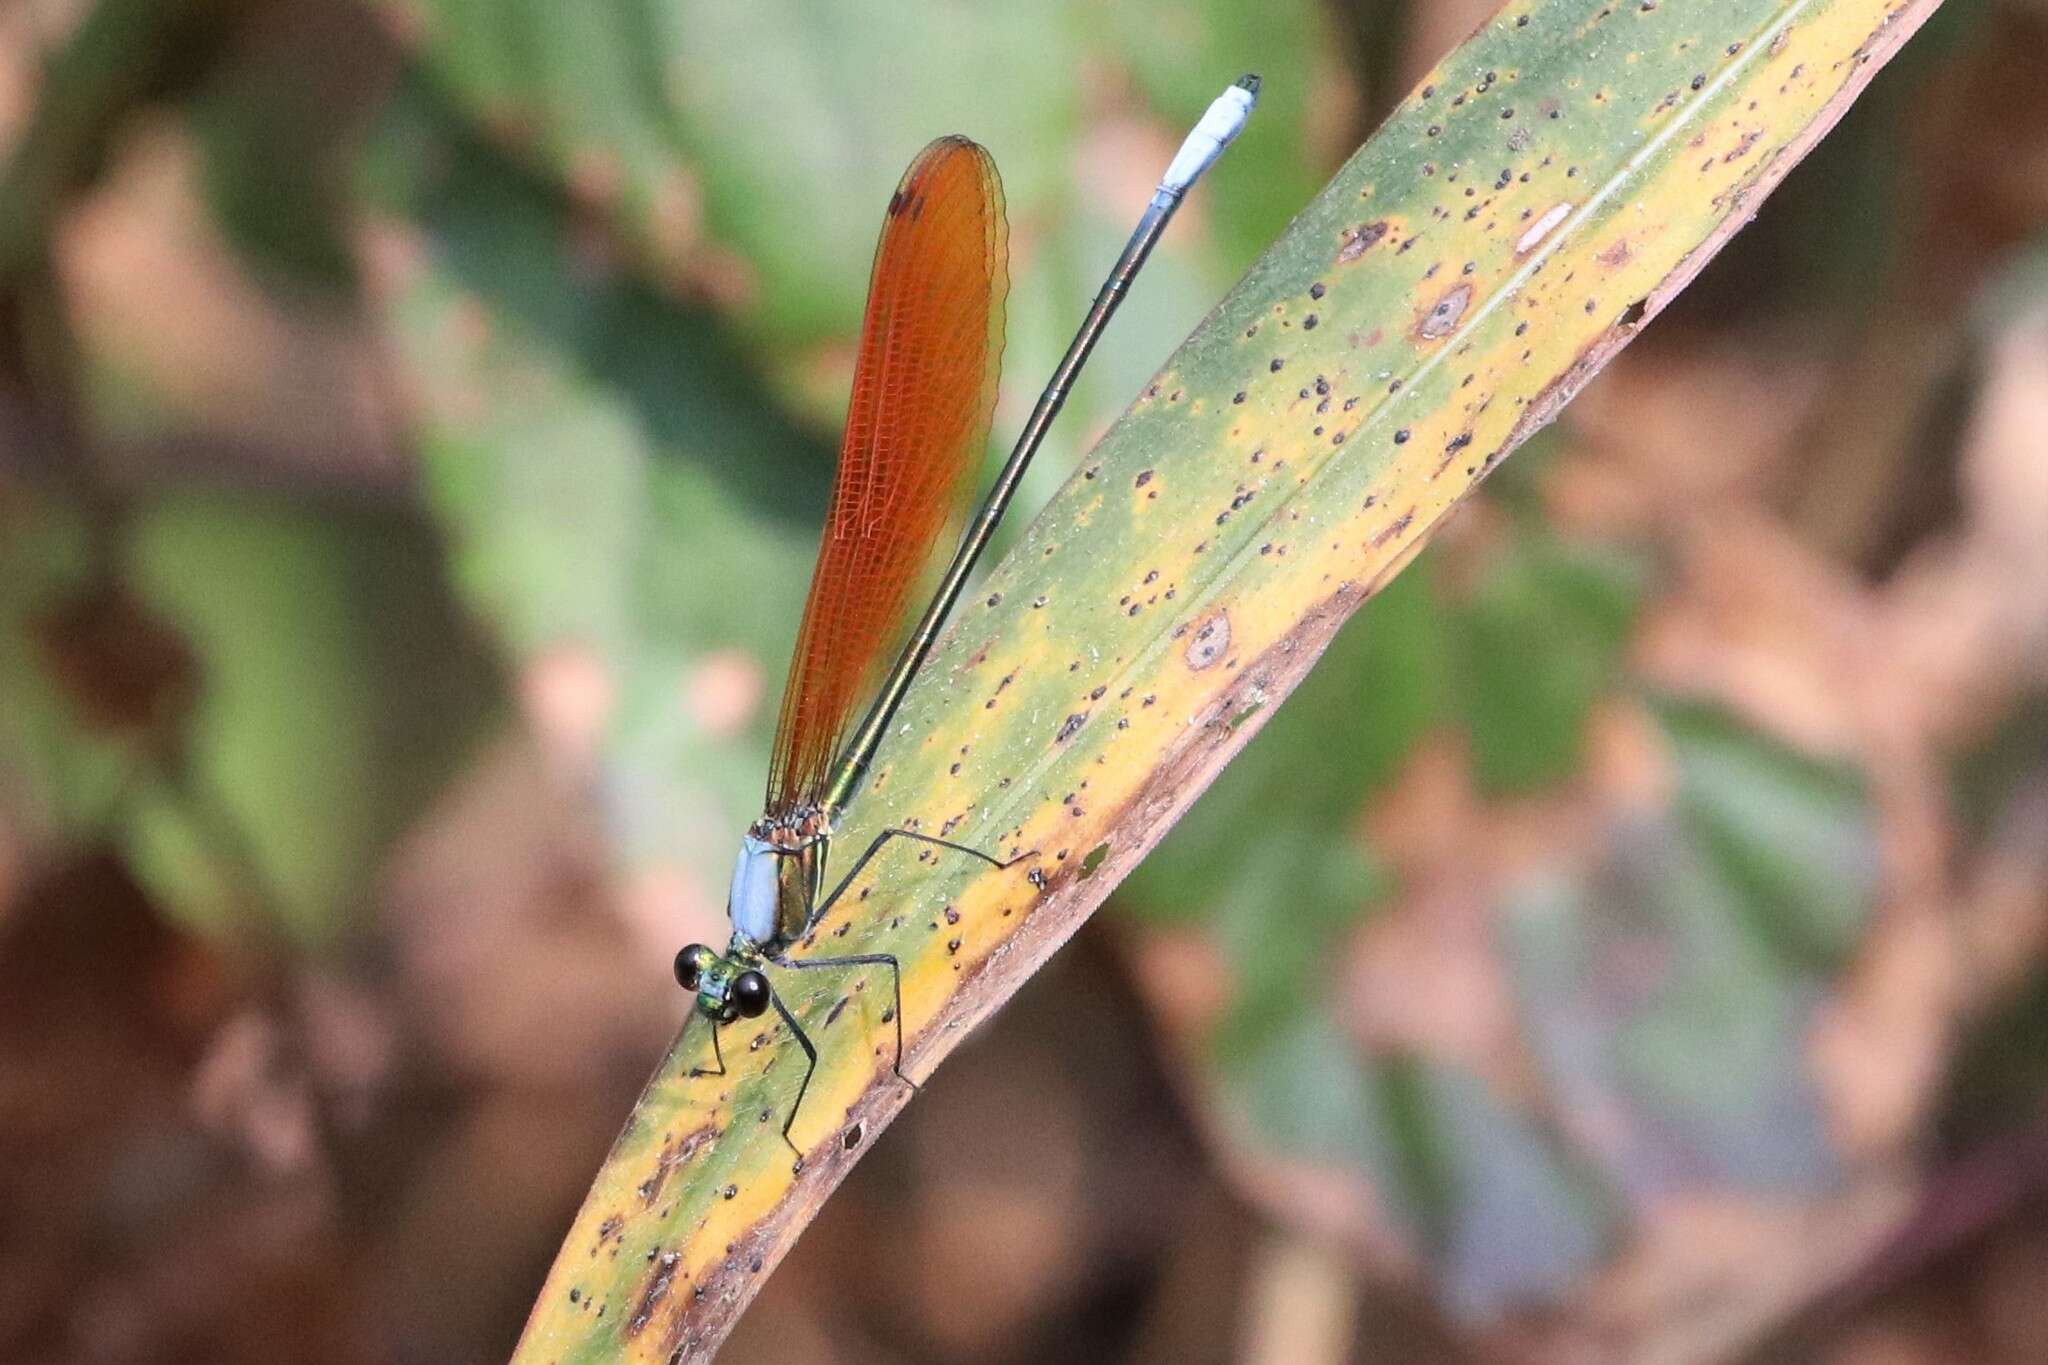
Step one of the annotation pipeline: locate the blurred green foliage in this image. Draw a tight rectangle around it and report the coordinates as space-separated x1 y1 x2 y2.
7 0 1338 930
7 0 2034 1335
1124 435 1882 1306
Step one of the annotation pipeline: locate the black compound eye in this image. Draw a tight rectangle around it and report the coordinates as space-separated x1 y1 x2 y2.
732 970 772 1018
674 944 713 990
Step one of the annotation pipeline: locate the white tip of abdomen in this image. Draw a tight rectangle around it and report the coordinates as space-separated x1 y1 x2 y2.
1159 74 1260 195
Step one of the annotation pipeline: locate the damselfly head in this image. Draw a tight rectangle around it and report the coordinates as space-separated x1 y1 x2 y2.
675 944 772 1022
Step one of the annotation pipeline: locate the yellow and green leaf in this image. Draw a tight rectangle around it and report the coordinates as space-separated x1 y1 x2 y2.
507 0 1942 1358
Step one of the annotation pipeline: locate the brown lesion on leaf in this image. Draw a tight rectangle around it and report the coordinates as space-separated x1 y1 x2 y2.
627 1248 682 1337
1415 283 1474 340
1337 220 1390 262
1184 614 1231 671
1597 237 1633 267
1370 510 1416 548
1433 430 1476 478
637 1123 715 1208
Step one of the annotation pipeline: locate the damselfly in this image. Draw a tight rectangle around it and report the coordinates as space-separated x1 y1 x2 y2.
675 77 1259 1152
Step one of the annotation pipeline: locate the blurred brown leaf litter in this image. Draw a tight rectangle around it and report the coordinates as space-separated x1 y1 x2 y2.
3 0 2048 1362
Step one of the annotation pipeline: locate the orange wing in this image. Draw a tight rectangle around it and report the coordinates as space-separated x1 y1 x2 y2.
766 136 1009 816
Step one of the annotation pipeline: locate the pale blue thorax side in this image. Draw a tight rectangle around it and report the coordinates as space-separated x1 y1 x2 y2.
727 834 781 948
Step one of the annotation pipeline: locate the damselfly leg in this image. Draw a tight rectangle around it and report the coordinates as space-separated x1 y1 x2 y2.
689 1020 727 1079
810 826 1026 932
762 830 1030 1141
767 993 819 1157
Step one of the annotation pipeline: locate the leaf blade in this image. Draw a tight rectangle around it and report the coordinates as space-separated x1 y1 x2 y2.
513 2 1946 1357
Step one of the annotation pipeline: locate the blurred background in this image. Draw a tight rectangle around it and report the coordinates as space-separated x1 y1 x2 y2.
3 0 2046 1361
